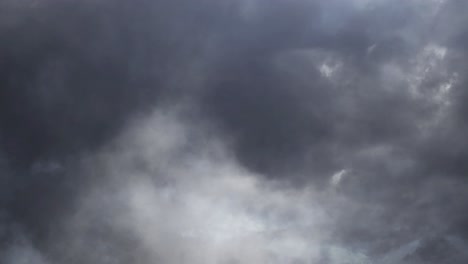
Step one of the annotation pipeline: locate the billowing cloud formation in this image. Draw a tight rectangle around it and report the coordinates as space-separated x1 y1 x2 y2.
1 0 468 263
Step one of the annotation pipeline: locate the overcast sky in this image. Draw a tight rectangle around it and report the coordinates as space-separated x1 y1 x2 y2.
1 0 468 263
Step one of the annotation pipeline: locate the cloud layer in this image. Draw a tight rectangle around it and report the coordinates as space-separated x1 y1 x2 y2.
1 0 468 263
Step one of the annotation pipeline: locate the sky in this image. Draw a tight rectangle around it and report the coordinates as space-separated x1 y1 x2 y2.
1 0 468 263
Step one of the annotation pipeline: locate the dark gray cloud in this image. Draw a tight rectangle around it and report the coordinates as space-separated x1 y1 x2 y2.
1 0 468 263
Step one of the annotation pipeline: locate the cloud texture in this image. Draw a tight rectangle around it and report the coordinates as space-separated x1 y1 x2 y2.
1 0 468 263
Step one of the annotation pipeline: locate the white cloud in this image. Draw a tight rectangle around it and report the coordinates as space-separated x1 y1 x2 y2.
62 109 374 264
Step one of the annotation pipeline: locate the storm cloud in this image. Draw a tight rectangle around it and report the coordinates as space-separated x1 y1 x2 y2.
1 0 468 263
